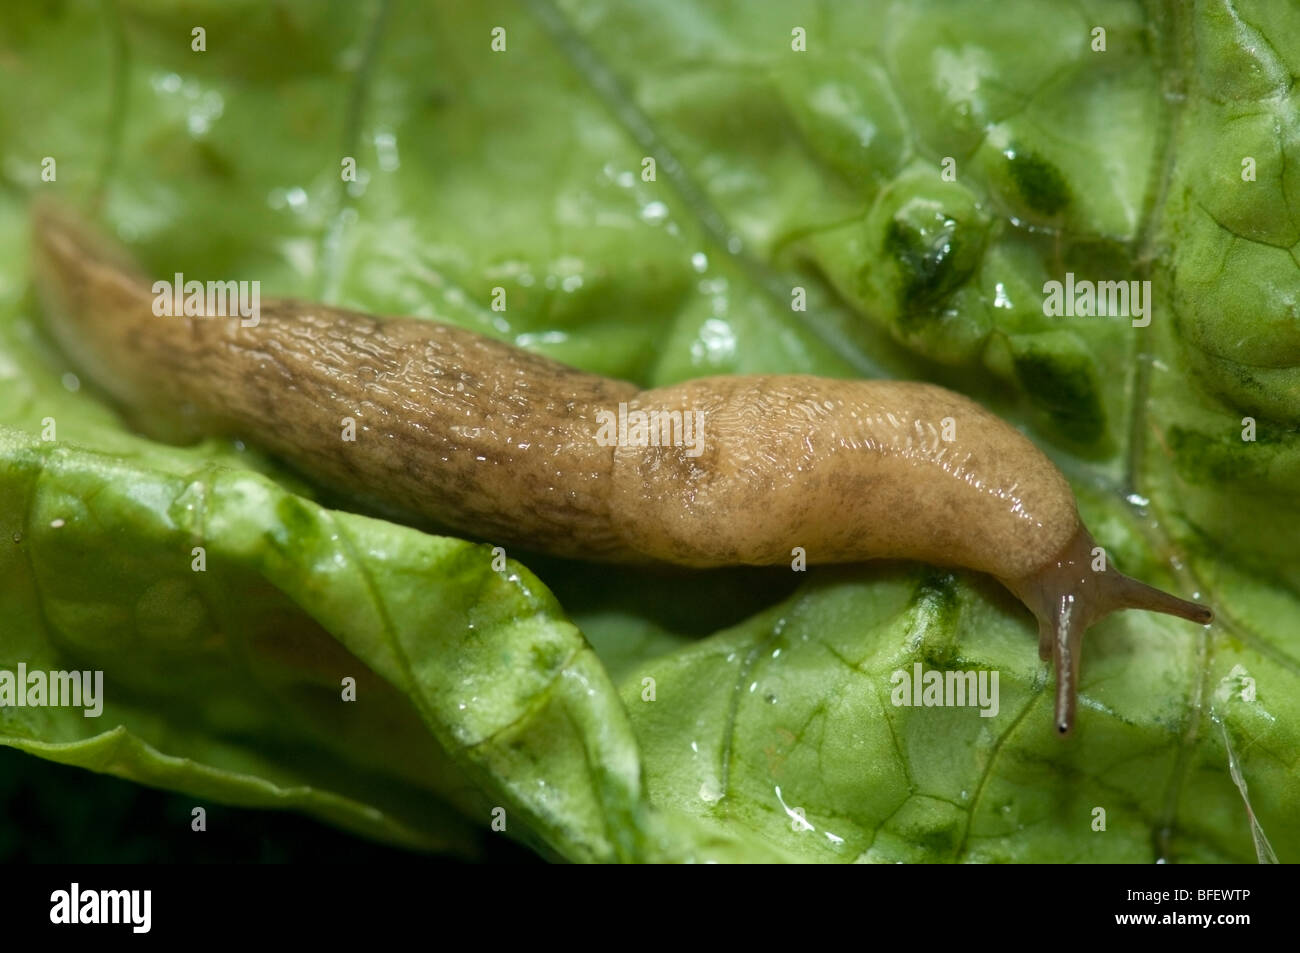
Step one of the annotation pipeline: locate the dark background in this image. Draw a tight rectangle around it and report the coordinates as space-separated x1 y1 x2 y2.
0 746 540 863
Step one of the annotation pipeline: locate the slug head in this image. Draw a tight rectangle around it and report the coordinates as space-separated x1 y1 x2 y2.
1000 526 1213 737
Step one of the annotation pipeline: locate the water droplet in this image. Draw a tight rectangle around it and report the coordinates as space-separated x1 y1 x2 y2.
640 201 668 225
691 317 736 363
374 129 400 172
61 372 80 392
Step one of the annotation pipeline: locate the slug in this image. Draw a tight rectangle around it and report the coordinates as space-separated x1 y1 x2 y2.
28 201 1212 735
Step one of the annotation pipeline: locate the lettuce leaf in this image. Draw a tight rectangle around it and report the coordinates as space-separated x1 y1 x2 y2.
0 0 1296 862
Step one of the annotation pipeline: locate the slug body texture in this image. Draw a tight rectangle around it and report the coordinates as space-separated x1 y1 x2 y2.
30 203 1212 735
611 377 1077 578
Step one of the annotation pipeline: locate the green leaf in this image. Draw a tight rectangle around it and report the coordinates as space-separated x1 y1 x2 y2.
0 0 1296 863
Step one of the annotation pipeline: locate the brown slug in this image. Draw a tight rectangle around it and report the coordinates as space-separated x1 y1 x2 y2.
28 201 1212 736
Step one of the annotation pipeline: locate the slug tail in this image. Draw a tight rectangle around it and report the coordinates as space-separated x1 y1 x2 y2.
29 199 212 442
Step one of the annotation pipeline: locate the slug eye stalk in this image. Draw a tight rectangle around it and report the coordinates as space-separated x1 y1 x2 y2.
1003 527 1213 736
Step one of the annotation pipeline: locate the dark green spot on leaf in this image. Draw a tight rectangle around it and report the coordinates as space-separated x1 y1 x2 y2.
1012 348 1105 443
1006 149 1070 216
884 213 977 318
